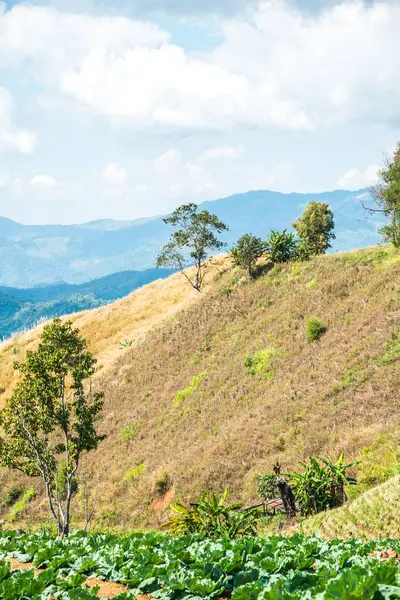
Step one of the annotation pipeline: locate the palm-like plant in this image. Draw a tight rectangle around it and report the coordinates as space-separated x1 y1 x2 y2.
289 454 357 516
163 490 258 538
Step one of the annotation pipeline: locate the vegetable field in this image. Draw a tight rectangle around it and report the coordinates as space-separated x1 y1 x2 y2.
0 531 399 599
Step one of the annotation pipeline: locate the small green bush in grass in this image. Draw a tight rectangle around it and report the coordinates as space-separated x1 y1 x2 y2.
174 372 207 407
245 348 278 378
124 462 146 483
306 317 327 343
154 471 172 498
120 418 142 442
378 329 400 365
0 487 22 511
7 488 36 522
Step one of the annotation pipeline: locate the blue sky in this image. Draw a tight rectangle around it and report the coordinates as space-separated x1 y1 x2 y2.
0 0 399 225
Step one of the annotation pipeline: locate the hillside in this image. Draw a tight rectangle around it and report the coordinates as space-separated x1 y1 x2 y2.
0 188 383 286
0 267 172 340
296 475 400 540
1 244 400 533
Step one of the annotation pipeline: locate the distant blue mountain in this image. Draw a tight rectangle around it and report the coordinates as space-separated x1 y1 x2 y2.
0 268 172 340
0 188 382 287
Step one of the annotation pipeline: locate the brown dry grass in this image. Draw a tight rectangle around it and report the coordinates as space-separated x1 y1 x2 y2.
0 259 226 404
2 245 400 532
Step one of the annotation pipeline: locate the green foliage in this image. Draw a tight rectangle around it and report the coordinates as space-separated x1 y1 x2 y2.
289 454 357 516
120 418 142 442
306 317 327 342
7 487 36 522
154 471 172 498
119 339 134 350
256 474 279 501
368 142 400 247
0 530 399 599
124 462 146 483
0 488 22 512
156 203 228 292
163 490 259 538
341 365 369 389
293 201 336 256
57 461 78 501
265 229 299 264
358 435 400 485
0 318 105 537
174 372 207 407
230 234 266 277
378 329 400 365
245 348 277 378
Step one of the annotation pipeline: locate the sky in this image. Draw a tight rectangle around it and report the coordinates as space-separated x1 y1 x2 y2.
0 0 399 225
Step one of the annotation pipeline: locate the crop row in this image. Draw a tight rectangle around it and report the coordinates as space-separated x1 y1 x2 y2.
0 531 399 599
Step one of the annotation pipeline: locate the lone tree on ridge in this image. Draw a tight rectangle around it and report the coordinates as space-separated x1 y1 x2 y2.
156 203 228 292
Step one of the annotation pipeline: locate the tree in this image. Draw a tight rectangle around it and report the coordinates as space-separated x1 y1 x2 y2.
292 201 335 257
363 143 400 247
0 319 105 538
156 203 228 292
265 230 299 264
230 234 266 278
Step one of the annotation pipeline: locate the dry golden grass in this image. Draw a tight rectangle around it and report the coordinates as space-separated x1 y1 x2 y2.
1 245 400 533
0 259 226 404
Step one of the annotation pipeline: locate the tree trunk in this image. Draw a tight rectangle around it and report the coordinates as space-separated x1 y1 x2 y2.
276 476 297 518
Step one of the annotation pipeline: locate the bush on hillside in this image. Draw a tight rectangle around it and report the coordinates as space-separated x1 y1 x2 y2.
154 471 172 498
0 488 22 512
245 348 278 378
306 317 327 343
230 234 266 278
265 230 299 264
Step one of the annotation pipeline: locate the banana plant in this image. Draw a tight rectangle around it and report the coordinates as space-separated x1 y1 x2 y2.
163 490 259 538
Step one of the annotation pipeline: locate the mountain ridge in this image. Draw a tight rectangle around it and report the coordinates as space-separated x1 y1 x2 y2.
0 188 381 287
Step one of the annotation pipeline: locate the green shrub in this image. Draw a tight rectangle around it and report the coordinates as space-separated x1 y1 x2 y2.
154 471 172 498
265 229 299 264
306 317 327 343
289 454 357 517
256 474 279 501
174 372 207 407
120 418 142 442
230 234 266 277
124 462 146 483
378 329 400 365
245 348 278 378
0 488 22 512
7 488 36 522
341 365 368 389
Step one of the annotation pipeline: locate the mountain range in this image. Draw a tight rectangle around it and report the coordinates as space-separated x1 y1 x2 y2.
0 188 382 288
0 268 172 340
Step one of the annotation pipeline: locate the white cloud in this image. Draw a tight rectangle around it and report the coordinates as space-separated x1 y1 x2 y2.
0 87 38 154
30 174 57 187
200 144 244 163
1 2 400 132
101 162 127 185
337 164 380 190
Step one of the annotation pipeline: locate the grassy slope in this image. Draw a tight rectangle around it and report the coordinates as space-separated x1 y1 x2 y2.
1 246 400 534
297 475 400 540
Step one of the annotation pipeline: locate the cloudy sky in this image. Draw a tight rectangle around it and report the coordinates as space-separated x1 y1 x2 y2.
0 0 399 225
